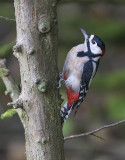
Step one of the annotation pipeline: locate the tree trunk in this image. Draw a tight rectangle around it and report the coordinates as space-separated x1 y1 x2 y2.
13 0 65 160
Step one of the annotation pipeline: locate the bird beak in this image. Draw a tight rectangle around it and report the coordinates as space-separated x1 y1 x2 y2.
80 28 89 41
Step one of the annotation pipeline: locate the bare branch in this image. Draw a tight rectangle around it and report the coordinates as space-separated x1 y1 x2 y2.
64 119 125 141
0 59 25 123
0 16 15 22
0 59 20 101
7 98 23 109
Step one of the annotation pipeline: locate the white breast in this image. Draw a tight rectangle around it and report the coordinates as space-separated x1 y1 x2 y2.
63 43 89 92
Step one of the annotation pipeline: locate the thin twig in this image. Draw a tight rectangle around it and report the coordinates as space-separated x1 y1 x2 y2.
0 59 24 124
0 59 20 100
7 98 23 109
64 119 125 141
0 16 15 22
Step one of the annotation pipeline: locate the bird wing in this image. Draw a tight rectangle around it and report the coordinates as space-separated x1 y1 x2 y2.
74 60 94 115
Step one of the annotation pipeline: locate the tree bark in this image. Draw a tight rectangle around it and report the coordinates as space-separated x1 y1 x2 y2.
13 0 65 160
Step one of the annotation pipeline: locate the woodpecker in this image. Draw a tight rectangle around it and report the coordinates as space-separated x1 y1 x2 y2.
59 28 105 124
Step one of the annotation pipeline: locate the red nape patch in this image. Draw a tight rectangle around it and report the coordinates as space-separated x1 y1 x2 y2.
102 50 105 55
66 87 79 109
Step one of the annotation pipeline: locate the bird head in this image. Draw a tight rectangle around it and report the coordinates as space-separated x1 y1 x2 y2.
80 28 105 56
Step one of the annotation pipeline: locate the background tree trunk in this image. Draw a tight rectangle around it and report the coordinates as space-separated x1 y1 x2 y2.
13 0 65 160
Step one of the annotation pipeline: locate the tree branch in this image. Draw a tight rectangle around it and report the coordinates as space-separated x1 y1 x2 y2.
0 59 20 100
0 59 24 122
0 16 15 22
7 98 23 109
64 119 125 141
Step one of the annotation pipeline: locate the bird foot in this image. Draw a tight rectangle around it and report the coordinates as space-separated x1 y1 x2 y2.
57 72 64 88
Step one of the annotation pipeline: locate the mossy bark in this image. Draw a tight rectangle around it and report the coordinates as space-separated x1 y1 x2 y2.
14 0 65 160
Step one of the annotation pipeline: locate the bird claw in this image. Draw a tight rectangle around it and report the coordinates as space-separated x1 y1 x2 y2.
57 72 64 89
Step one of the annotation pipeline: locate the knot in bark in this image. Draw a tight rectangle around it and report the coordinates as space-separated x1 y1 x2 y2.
28 48 35 55
13 44 23 53
37 81 47 93
13 44 23 58
41 137 47 144
38 15 50 33
34 78 41 84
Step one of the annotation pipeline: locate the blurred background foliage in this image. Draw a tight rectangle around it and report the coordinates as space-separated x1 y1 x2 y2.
0 1 125 160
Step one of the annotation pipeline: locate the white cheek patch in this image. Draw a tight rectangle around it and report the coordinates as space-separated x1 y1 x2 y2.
91 45 102 54
89 35 102 54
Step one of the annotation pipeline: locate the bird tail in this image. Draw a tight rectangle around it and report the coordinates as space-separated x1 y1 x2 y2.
60 101 78 124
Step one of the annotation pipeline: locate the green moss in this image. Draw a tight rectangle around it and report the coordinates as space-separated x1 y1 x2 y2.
1 109 17 120
18 110 24 119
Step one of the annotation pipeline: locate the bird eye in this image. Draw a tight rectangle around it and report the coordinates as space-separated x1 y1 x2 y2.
92 39 96 44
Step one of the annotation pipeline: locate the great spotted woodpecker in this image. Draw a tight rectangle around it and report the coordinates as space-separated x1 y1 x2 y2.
59 28 105 124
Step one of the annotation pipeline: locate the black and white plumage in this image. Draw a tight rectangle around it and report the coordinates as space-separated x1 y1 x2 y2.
60 28 105 124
